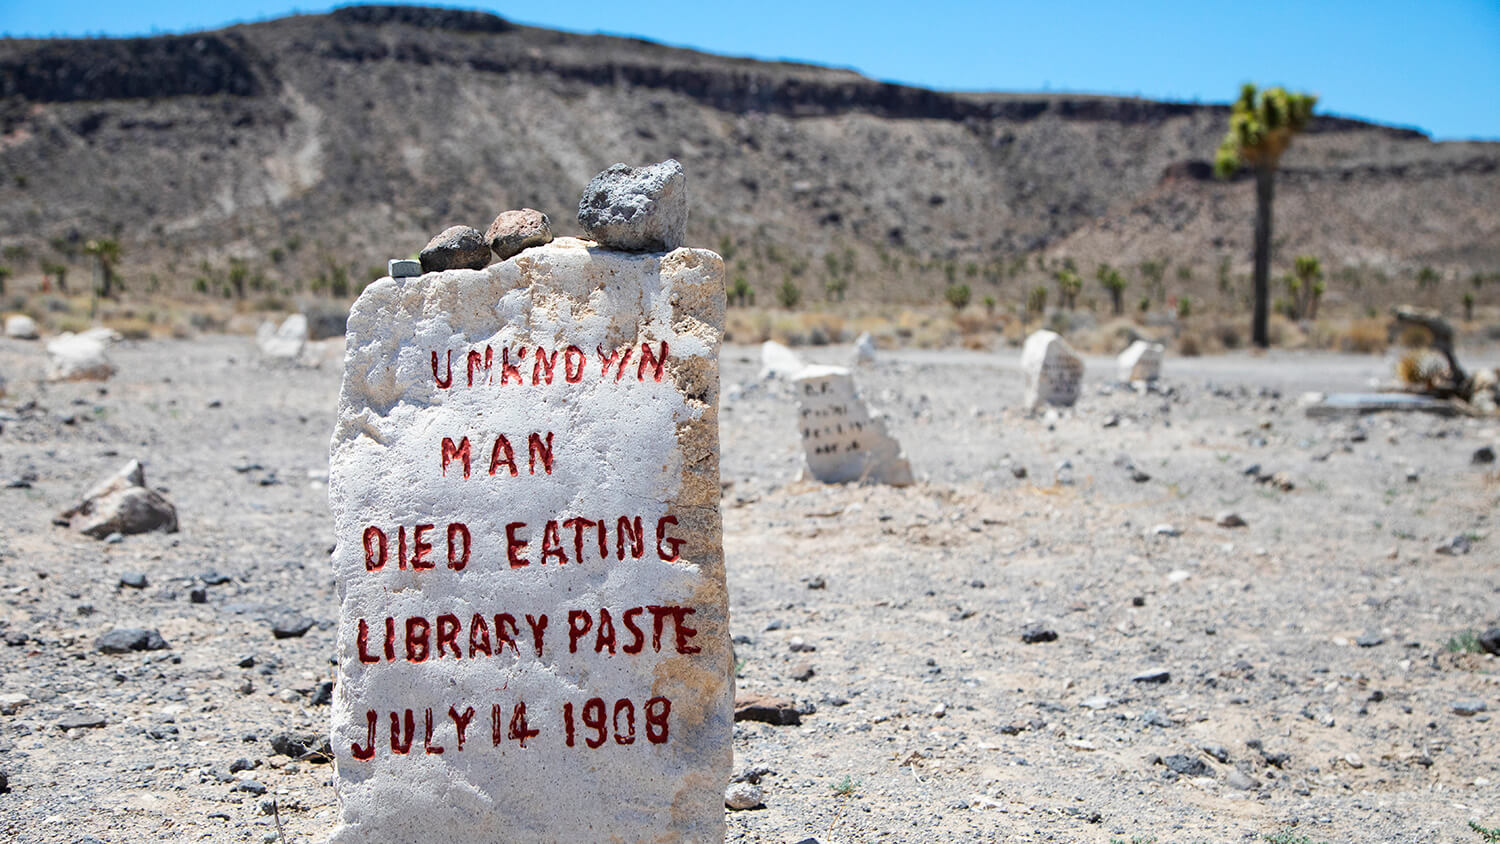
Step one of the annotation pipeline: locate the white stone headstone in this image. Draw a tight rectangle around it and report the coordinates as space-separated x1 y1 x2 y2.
1020 330 1083 411
5 314 39 339
792 364 913 486
328 237 730 842
45 332 114 382
852 332 876 366
759 340 804 380
257 313 308 361
1117 339 1164 382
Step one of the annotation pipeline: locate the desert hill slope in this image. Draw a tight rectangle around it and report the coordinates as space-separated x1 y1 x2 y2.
0 4 1496 310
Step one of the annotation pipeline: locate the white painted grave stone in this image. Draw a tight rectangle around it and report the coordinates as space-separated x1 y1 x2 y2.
257 313 308 362
1020 330 1084 411
759 339 804 380
327 237 730 841
792 364 913 485
1117 339 1164 382
45 331 114 382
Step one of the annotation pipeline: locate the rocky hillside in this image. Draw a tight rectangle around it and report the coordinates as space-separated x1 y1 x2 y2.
0 4 1496 312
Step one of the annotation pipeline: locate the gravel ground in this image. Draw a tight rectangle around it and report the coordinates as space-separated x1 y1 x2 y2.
0 334 1496 844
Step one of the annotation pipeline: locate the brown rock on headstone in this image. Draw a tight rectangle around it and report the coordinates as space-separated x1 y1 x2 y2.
486 208 553 261
418 225 490 272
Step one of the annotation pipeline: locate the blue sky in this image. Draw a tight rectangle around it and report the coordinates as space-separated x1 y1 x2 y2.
3 0 1497 140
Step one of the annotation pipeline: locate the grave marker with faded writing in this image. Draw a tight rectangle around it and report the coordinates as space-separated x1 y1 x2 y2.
1021 330 1084 411
793 365 913 485
327 237 730 841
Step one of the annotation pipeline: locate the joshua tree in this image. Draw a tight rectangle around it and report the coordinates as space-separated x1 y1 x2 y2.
729 276 752 307
1053 269 1082 310
1215 83 1317 347
83 238 122 298
776 279 801 310
1293 255 1324 319
1096 263 1128 316
1416 266 1440 289
1026 285 1048 319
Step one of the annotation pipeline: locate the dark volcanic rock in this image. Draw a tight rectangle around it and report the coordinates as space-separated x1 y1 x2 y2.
418 226 490 272
270 616 315 639
1473 446 1496 465
1160 754 1210 777
1132 668 1171 684
486 208 553 261
1479 627 1500 656
270 731 330 760
95 627 169 654
1020 625 1058 644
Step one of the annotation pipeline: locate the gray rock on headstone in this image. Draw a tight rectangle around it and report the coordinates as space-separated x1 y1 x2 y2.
486 208 553 261
328 237 729 841
5 314 39 339
418 225 491 273
61 459 178 539
792 365 913 486
577 160 687 252
1020 330 1083 411
45 331 115 381
1117 339 1164 382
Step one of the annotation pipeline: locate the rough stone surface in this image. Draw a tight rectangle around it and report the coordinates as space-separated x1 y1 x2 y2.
5 314 38 339
1117 339 1164 382
257 314 308 361
1020 330 1083 411
418 225 490 273
328 237 729 842
577 160 687 252
760 340 805 380
792 365 913 486
61 459 178 539
485 208 553 261
45 331 115 381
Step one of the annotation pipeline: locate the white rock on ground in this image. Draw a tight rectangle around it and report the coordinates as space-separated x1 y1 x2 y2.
1021 330 1084 411
257 314 308 362
61 459 178 539
792 364 913 486
852 332 876 366
327 236 731 842
1117 339 1164 382
5 314 39 339
45 331 115 382
760 340 805 380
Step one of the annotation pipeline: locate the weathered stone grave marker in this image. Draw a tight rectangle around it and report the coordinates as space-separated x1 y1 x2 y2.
1021 329 1084 411
328 235 730 840
793 365 913 485
1117 339 1164 382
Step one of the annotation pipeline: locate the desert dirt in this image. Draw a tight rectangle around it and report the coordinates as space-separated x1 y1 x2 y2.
0 334 1496 844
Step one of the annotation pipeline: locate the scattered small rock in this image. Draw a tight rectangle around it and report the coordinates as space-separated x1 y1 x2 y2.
271 616 315 639
1479 627 1500 656
61 460 178 539
1225 768 1259 790
57 710 107 730
1452 700 1487 717
724 782 764 810
790 663 814 682
1215 511 1247 528
1472 445 1496 465
270 732 330 761
118 572 148 589
1434 535 1472 556
234 779 267 795
787 637 816 653
95 627 169 654
1150 524 1181 538
1020 625 1058 644
1355 631 1385 648
1159 754 1209 777
733 693 802 726
189 587 208 604
1011 465 1028 479
418 225 490 273
1201 744 1230 764
1132 669 1171 684
577 159 688 252
485 208 553 261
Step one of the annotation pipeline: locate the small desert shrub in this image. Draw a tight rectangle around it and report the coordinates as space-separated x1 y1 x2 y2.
1341 318 1388 353
1397 323 1434 348
103 317 153 340
1177 331 1203 357
1266 314 1303 348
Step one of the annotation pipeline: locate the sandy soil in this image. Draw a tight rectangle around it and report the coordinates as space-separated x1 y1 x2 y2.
0 334 1496 844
